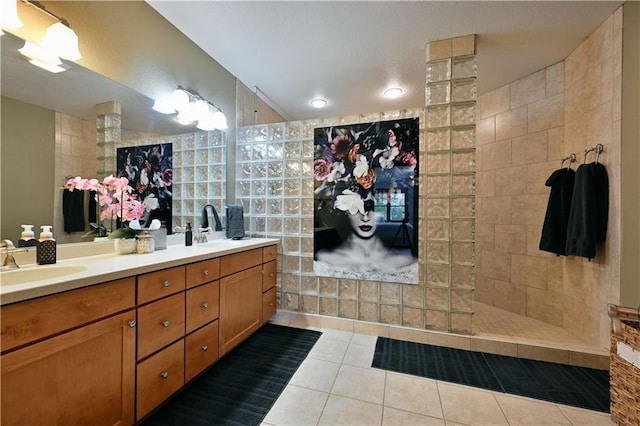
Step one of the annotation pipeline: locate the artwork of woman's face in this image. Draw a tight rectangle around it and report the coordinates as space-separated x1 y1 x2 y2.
348 199 377 239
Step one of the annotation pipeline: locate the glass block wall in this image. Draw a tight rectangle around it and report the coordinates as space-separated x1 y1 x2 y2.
425 35 477 333
236 36 476 334
101 130 227 232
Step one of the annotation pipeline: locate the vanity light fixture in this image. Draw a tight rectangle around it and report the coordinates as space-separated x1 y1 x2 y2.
153 86 228 131
383 87 403 99
18 41 69 73
16 1 82 73
0 0 23 31
310 98 327 108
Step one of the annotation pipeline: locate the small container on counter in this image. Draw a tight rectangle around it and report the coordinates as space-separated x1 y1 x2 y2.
37 225 56 265
136 231 155 254
185 222 193 246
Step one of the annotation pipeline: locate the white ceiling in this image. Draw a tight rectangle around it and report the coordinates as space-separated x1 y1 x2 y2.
148 0 622 122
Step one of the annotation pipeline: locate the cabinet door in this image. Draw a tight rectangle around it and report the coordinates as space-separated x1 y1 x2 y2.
219 265 262 355
1 311 136 426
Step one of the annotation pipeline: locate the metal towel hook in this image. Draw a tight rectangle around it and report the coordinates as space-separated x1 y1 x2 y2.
561 153 576 170
595 143 603 164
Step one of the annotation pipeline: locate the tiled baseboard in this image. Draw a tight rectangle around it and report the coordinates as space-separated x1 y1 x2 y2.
270 310 610 371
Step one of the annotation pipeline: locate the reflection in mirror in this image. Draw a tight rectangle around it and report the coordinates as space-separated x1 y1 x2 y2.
1 31 226 245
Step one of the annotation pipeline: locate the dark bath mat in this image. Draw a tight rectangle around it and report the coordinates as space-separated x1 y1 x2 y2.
141 324 322 426
372 336 610 413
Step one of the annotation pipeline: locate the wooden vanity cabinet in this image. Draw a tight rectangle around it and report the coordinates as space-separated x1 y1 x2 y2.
1 242 277 425
0 278 136 426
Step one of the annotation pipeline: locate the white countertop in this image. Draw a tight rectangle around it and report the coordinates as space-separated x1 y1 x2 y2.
0 238 279 305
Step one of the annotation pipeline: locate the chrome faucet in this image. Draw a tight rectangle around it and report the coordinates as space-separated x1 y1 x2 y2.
1 239 27 270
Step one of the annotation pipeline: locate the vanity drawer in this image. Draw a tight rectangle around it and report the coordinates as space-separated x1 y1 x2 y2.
262 287 277 324
136 339 185 421
1 277 135 353
186 258 220 289
185 320 219 382
263 244 277 263
220 248 262 277
186 281 220 333
262 260 277 292
137 266 185 305
137 293 185 360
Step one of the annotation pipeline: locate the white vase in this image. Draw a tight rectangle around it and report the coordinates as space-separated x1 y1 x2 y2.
114 238 137 255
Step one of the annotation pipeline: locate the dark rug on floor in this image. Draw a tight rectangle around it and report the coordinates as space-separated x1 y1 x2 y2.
141 324 322 426
372 336 610 413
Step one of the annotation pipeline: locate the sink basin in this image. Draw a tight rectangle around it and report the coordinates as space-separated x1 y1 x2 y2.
0 265 88 286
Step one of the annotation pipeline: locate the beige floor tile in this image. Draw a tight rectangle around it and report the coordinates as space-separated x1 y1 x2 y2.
437 382 508 425
343 342 375 368
318 395 383 426
557 405 614 425
384 372 443 419
382 407 446 425
319 327 354 343
494 393 571 425
351 332 378 347
331 364 386 404
263 385 328 426
307 337 349 363
289 357 340 393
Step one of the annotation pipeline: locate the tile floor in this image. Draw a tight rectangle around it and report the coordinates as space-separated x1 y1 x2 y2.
261 327 613 426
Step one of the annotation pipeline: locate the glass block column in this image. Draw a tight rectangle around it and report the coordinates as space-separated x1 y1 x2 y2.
425 35 477 334
96 101 121 177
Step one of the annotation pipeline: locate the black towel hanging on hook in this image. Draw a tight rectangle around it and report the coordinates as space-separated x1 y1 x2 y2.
565 155 608 260
539 165 576 256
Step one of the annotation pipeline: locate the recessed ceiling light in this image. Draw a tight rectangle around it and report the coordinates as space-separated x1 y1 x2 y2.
310 98 327 108
384 87 403 99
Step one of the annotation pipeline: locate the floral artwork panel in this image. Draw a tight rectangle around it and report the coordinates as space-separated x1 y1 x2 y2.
313 118 419 284
117 143 172 232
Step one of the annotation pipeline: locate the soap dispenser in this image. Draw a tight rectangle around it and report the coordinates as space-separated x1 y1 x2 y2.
37 225 56 265
18 225 37 247
185 222 193 246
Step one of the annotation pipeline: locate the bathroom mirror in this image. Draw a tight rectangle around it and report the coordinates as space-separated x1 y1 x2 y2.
0 31 208 244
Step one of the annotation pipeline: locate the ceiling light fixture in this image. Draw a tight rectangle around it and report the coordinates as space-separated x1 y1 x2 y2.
153 86 228 131
0 0 23 31
310 98 327 108
383 87 403 99
16 1 82 73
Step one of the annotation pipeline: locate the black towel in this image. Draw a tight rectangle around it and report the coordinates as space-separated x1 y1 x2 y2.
226 204 245 240
63 189 85 233
89 190 98 223
539 168 575 256
565 162 609 259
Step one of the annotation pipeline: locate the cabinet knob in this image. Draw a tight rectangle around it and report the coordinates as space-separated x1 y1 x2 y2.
162 320 170 327
201 345 209 352
128 320 137 328
270 273 275 278
160 371 169 380
202 302 209 309
260 269 265 274
203 269 209 276
162 280 170 287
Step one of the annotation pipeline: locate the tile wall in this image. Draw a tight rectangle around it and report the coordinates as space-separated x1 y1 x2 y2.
475 7 622 349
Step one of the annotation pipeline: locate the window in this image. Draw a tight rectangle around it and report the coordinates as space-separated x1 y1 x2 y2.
374 190 407 222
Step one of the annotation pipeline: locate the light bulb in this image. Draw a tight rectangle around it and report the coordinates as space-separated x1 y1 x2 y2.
383 87 403 99
170 89 190 111
41 22 82 61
